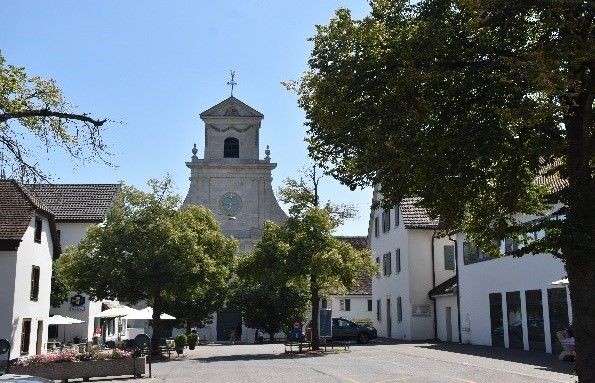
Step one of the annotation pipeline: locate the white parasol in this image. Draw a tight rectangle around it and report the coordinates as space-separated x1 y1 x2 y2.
125 307 176 320
48 315 84 325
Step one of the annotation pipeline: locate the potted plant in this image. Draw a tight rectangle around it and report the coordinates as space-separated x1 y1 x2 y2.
174 334 187 356
187 333 198 350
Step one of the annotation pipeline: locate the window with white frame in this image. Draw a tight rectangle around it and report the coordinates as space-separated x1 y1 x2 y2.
340 299 351 311
368 299 373 311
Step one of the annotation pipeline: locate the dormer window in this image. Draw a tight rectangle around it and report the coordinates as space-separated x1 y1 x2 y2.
224 137 239 158
34 217 42 243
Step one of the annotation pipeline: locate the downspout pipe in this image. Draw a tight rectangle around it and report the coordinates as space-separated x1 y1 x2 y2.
449 235 462 344
431 231 437 340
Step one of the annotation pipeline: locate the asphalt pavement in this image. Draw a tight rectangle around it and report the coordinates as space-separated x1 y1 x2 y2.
97 339 576 383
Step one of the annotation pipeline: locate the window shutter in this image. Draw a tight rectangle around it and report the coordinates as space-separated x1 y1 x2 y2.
345 299 351 311
397 297 403 322
387 252 392 275
396 249 401 273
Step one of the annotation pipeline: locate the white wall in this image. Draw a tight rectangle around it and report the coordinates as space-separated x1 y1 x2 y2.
456 233 568 353
8 216 54 358
435 295 458 342
328 295 373 324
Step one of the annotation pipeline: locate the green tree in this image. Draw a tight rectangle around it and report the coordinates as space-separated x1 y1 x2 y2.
279 177 377 350
56 178 236 346
50 261 70 308
232 221 310 342
0 52 111 182
293 0 594 378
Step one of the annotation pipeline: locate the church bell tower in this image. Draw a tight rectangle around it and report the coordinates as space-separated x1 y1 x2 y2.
183 94 287 253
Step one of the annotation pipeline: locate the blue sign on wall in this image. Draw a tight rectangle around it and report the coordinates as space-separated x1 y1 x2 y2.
70 294 86 311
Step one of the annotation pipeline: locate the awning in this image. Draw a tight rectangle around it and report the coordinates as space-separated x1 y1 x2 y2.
429 276 458 299
95 305 143 318
551 277 569 285
125 307 176 320
48 315 85 325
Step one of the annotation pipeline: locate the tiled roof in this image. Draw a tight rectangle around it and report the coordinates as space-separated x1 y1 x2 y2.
335 235 372 295
428 276 457 298
536 159 567 194
400 197 441 229
336 235 368 250
0 180 54 240
26 184 120 222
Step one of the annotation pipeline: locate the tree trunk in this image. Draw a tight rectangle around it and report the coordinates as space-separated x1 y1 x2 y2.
562 79 594 382
151 293 163 353
310 273 320 350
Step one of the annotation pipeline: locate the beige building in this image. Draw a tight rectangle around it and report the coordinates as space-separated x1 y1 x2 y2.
183 95 286 254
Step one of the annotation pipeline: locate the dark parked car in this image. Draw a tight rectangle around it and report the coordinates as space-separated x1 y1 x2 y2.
331 318 377 344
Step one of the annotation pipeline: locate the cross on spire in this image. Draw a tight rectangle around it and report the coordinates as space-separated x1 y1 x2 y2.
227 70 237 97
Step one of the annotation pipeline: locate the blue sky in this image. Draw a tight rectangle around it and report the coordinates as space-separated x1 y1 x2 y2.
1 1 372 235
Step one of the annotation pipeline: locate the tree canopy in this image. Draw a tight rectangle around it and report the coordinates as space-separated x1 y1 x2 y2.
294 0 593 378
232 221 310 341
56 178 237 343
0 52 111 182
278 179 377 349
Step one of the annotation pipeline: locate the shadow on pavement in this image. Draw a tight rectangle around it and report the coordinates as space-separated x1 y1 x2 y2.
417 342 574 375
191 352 330 363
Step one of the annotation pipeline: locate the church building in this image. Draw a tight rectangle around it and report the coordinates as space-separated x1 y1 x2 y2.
183 94 287 341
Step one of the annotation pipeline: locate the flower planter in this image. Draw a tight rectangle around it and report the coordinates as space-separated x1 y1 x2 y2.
11 356 145 382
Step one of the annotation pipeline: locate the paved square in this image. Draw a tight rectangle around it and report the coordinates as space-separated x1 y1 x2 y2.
105 341 575 383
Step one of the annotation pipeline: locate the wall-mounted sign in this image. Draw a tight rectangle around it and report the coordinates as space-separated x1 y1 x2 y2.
70 294 86 311
411 304 431 317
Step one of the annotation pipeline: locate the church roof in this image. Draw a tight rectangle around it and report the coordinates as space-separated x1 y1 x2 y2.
26 183 121 222
199 96 264 118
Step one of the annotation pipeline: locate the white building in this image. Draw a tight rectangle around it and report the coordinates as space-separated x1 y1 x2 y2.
454 210 570 354
27 183 121 344
369 186 457 341
0 180 59 359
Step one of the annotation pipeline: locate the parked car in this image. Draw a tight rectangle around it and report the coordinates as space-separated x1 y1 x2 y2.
331 318 377 344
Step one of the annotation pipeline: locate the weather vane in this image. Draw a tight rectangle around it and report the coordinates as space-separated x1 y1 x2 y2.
227 70 237 96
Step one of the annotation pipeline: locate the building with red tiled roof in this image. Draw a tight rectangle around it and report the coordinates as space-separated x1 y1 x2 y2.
0 180 58 358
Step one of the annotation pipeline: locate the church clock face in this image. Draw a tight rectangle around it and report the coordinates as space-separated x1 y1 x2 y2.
220 192 242 216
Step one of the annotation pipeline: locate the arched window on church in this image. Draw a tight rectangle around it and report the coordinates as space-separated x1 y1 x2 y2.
224 137 239 158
